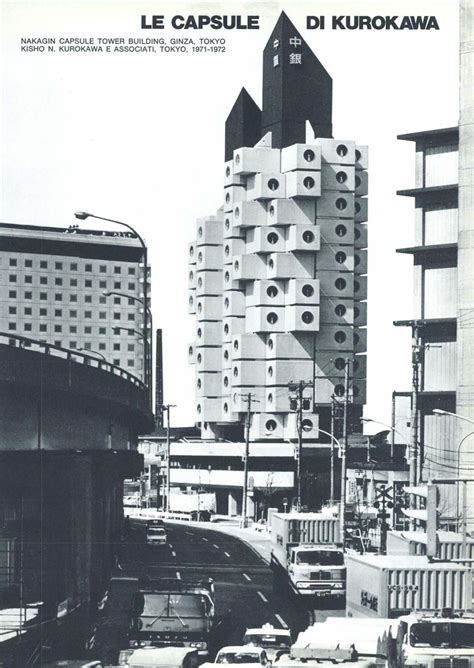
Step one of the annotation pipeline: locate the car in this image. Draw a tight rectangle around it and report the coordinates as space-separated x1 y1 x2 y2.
243 624 291 661
214 645 270 666
146 525 167 545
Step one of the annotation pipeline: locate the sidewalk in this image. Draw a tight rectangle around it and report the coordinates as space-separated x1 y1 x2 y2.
168 518 273 564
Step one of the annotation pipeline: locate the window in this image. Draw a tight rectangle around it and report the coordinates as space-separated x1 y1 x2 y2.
39 324 47 332
128 282 135 290
40 276 48 285
99 297 106 304
336 144 348 157
84 326 92 334
267 286 278 298
128 314 135 321
55 262 63 270
9 275 17 283
40 261 47 269
303 176 315 189
54 325 62 333
114 266 121 274
303 149 315 162
100 265 107 273
113 313 120 320
127 360 134 367
84 295 92 303
99 281 106 289
70 310 77 317
114 281 121 289
128 298 135 306
24 307 32 316
127 344 135 352
84 343 91 350
8 323 16 331
335 251 347 264
40 308 47 316
70 294 78 302
113 343 121 351
70 263 78 271
301 311 314 324
24 323 32 332
302 284 314 297
55 278 63 286
267 312 278 324
8 307 16 315
54 309 62 317
99 327 106 335
113 358 120 365
25 275 32 283
70 279 78 287
99 312 106 320
40 292 47 300
85 264 92 272
128 267 135 275
85 280 92 288
55 294 63 301
8 290 16 298
84 311 92 319
267 178 279 191
70 326 77 334
70 341 77 349
99 342 106 350
114 297 121 305
25 259 32 268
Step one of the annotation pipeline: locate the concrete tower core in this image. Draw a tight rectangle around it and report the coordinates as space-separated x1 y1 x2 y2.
261 11 333 147
225 88 262 162
457 0 474 528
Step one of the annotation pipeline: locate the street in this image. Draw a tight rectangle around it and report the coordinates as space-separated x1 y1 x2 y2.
90 521 344 664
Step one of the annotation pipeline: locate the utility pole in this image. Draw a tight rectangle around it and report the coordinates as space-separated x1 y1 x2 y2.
162 403 176 513
241 393 252 528
340 359 351 545
330 395 335 506
289 381 313 512
409 326 422 519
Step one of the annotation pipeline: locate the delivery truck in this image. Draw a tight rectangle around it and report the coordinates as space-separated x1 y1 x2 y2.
346 554 472 619
270 512 345 597
386 529 474 560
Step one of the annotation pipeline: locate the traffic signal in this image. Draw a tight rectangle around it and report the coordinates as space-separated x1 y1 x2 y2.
402 483 440 558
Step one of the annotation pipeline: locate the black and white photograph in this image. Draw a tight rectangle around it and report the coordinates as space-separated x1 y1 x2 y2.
1 0 473 665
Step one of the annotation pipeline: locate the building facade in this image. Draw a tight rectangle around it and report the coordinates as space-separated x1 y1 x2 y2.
0 222 150 381
188 13 368 444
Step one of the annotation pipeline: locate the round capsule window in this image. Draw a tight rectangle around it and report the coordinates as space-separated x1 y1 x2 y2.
197 277 203 288
198 226 203 238
268 259 274 270
197 378 201 389
197 302 202 314
268 393 273 404
355 175 361 188
269 205 275 217
225 218 230 230
336 144 348 157
197 353 202 364
267 338 274 350
188 346 193 357
334 384 345 397
302 230 315 243
355 227 361 239
234 260 239 271
354 333 360 345
354 306 360 319
224 377 229 388
235 207 240 219
224 324 229 335
335 304 346 317
189 270 194 282
224 271 230 283
233 366 238 377
224 350 229 361
235 154 240 165
225 245 230 257
268 365 274 377
335 251 347 264
224 297 229 309
302 418 313 431
336 171 347 184
355 254 361 266
335 224 347 237
303 149 315 162
302 311 314 324
226 166 231 177
267 232 279 245
353 360 360 372
266 419 277 432
303 176 315 189
197 404 202 414
267 285 278 298
267 312 278 324
224 402 229 413
189 296 194 307
189 246 194 257
334 358 345 370
197 328 202 338
233 340 239 351
336 198 347 211
355 149 361 161
335 278 347 291
355 202 361 214
354 280 360 293
225 192 230 203
335 330 347 343
268 179 279 191
302 284 314 297
197 251 203 263
353 386 360 397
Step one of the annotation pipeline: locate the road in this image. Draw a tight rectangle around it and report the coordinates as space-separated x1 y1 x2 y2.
89 521 344 664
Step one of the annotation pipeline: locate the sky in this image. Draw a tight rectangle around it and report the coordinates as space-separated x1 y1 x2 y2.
1 0 459 429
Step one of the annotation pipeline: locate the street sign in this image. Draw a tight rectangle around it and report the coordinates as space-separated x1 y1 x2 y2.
347 434 370 446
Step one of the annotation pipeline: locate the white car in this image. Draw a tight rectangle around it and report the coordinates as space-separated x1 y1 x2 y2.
243 624 291 661
215 646 270 666
146 525 167 545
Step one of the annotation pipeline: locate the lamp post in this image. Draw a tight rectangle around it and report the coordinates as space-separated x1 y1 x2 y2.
103 291 153 405
77 347 107 361
360 418 408 461
315 428 342 507
74 212 151 407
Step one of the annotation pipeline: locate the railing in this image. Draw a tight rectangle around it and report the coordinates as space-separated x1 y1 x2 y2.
0 332 146 390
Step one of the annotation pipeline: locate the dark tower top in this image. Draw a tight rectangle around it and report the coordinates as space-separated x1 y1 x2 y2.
224 88 262 162
261 12 332 148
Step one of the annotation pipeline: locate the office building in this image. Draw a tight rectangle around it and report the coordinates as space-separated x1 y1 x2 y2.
0 222 150 380
188 12 368 444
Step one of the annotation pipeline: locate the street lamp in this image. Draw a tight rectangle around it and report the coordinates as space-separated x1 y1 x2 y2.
315 428 341 507
77 347 107 361
360 418 407 461
103 290 153 404
432 408 474 425
74 212 151 407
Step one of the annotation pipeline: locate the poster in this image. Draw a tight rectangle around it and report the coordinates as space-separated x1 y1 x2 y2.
0 0 464 664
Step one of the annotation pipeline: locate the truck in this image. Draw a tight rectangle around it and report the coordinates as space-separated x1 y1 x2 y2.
346 553 472 619
128 578 215 658
270 512 345 597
